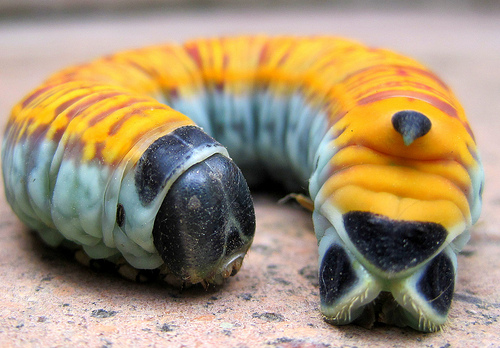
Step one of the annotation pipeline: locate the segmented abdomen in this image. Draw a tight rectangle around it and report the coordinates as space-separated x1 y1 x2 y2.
1 36 483 330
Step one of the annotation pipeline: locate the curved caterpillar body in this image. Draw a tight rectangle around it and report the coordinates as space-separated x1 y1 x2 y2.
2 36 483 332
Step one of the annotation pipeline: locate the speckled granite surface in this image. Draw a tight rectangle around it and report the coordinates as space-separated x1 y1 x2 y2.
0 7 499 347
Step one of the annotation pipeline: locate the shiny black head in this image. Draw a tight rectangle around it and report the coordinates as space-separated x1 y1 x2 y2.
153 154 255 283
152 153 255 285
134 126 255 285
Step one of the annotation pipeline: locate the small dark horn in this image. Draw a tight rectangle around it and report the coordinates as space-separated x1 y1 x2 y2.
392 111 432 146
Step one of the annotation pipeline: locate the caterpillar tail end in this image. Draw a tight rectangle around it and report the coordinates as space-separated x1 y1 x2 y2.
317 213 457 332
152 153 256 286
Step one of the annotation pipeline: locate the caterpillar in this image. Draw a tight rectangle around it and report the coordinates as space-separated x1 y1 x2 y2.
1 36 483 332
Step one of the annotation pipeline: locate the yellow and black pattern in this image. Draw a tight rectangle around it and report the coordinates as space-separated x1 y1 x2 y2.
1 36 483 331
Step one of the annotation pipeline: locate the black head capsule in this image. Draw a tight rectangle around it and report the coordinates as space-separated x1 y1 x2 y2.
152 153 255 285
392 110 432 146
134 126 255 285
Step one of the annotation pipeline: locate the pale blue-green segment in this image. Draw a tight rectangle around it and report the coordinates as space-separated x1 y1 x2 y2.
171 90 331 191
3 85 335 269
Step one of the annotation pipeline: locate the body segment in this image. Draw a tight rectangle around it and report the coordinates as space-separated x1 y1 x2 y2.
2 36 483 331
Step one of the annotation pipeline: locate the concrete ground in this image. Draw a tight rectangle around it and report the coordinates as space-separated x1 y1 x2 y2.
0 5 499 347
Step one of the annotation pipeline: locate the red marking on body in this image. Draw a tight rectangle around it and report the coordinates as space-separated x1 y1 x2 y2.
185 45 203 69
92 141 106 164
11 84 89 144
357 90 458 119
357 91 476 141
66 91 123 120
325 101 348 124
465 124 476 143
222 53 229 70
129 61 156 78
214 81 225 92
55 94 88 115
258 42 270 65
410 66 450 91
277 50 291 66
26 90 130 145
107 104 168 136
51 125 67 144
21 84 56 108
325 143 473 199
86 97 145 128
397 68 409 77
341 65 450 92
168 87 179 99
355 80 448 101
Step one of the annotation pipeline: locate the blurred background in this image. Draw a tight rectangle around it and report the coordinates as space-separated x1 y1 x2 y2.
1 0 500 16
1 0 500 117
1 0 499 139
1 2 499 347
1 0 498 18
